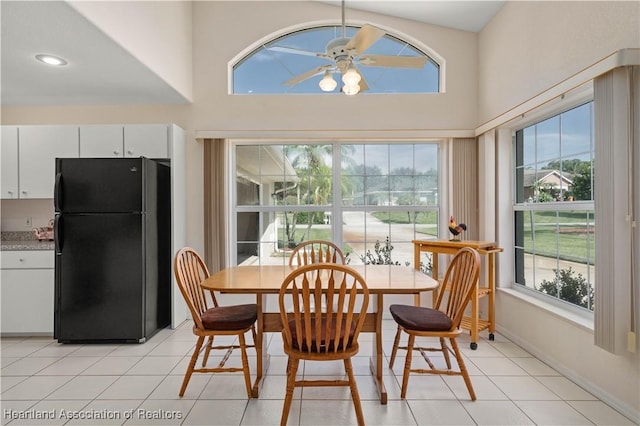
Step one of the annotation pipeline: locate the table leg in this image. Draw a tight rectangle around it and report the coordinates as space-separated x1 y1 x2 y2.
369 294 387 404
470 285 479 349
488 252 496 338
251 293 269 398
432 254 439 306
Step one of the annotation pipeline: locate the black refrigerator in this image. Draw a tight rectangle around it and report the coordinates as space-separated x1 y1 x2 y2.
54 157 171 343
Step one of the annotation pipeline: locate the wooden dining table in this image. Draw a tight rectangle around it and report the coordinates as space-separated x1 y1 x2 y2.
201 263 438 404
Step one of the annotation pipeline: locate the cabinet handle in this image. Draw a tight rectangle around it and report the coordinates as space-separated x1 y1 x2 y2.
21 191 27 195
126 150 134 155
113 150 120 155
19 258 25 262
7 190 13 194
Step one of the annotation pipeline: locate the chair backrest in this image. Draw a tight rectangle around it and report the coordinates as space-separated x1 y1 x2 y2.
289 240 346 266
279 263 369 354
174 247 218 329
435 247 481 329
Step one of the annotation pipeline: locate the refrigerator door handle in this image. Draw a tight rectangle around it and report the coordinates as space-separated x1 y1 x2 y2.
54 172 62 211
54 216 62 253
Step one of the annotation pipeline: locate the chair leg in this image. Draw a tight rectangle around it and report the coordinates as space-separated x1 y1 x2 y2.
401 334 415 399
440 337 452 369
344 358 365 426
180 335 205 397
281 358 299 426
250 324 257 347
238 333 252 398
450 337 476 401
202 335 214 367
389 325 402 369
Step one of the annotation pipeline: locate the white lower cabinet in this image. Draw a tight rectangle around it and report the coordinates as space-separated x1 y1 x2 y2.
1 251 54 335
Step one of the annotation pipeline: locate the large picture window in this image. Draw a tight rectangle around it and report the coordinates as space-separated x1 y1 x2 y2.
513 102 595 311
233 141 440 267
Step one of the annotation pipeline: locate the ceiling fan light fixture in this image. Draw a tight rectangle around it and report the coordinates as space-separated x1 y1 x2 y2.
343 83 360 96
35 54 68 66
319 70 337 91
342 65 361 86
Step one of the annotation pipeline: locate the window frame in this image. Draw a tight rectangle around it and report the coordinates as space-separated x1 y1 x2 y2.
511 99 596 317
229 139 444 267
230 24 444 95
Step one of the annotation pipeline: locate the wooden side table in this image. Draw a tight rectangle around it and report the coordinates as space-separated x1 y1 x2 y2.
413 239 503 349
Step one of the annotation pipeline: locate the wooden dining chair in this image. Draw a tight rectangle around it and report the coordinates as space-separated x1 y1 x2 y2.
278 263 369 426
173 247 257 397
388 247 481 400
288 239 346 266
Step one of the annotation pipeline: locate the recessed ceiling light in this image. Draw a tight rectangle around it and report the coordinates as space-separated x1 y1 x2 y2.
35 54 68 66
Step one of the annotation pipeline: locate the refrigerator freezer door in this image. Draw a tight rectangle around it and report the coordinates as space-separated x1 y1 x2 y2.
55 213 145 342
55 158 146 213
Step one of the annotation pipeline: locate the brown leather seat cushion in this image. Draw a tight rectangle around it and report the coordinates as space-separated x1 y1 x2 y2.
288 318 356 352
389 304 452 332
201 304 258 330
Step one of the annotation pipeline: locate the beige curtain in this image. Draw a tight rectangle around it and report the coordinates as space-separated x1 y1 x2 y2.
203 138 226 273
593 66 638 354
450 138 479 241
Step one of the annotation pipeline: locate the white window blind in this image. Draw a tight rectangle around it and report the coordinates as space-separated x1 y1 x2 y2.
593 66 638 354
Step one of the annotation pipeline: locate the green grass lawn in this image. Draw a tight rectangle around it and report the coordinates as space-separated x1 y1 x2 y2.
522 211 595 263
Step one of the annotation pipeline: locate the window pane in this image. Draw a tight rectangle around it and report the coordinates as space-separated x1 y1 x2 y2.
536 116 561 163
364 145 389 175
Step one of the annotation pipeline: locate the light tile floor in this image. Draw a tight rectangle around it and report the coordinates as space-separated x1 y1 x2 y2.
1 320 634 426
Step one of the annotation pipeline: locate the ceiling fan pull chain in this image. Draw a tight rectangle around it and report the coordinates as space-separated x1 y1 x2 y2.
341 0 346 38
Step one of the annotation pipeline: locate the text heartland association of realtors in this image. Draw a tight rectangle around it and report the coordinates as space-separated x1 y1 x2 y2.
3 408 183 421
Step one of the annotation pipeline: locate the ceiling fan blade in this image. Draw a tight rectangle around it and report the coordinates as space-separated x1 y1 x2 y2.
357 55 427 68
268 45 326 58
358 71 369 92
283 65 332 86
344 24 386 55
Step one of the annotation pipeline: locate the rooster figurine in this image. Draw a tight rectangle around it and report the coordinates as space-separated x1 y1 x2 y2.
448 216 467 241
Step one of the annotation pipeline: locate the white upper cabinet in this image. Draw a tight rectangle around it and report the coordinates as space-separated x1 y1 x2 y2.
123 124 169 158
1 126 19 198
18 126 79 198
79 125 124 157
79 124 168 158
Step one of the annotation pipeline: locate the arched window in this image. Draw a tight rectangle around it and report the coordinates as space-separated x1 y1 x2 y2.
233 25 440 94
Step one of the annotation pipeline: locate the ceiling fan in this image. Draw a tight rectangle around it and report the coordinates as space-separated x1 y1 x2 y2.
269 0 427 95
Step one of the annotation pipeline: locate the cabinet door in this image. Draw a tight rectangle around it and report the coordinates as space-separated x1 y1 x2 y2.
79 125 124 157
19 126 79 198
1 268 54 334
124 124 168 158
1 126 19 198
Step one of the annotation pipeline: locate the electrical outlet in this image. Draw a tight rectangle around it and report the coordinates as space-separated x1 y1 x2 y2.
25 217 32 227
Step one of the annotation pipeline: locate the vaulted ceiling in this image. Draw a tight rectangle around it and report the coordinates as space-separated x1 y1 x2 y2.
1 1 504 106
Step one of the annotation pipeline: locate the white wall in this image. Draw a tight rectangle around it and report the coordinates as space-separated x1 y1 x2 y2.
478 1 640 126
68 0 194 102
1 199 54 231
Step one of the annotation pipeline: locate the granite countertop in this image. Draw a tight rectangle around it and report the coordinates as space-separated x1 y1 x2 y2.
1 232 54 251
